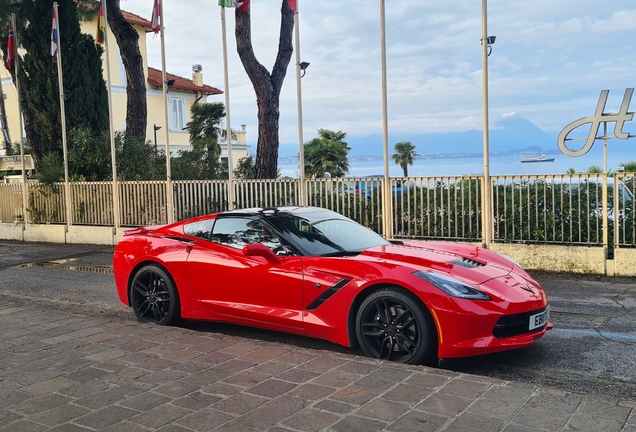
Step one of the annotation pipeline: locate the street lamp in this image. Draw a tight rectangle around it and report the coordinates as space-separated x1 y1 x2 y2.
154 124 162 154
299 61 310 78
483 35 496 56
481 0 493 248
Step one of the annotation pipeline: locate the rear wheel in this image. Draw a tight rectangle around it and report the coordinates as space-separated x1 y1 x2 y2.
355 288 436 365
130 265 180 325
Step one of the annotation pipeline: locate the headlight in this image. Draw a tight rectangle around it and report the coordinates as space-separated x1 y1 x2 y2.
414 270 491 301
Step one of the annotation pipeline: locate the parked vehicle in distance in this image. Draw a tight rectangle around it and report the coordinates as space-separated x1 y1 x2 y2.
114 206 552 366
346 175 412 198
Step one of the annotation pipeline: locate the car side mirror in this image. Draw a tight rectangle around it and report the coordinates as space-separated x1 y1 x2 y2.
243 243 282 264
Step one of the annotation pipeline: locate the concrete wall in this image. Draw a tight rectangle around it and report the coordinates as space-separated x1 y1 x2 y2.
612 248 636 277
1 222 635 276
490 243 607 275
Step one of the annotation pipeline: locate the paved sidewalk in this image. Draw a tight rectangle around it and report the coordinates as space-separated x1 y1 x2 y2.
1 299 636 432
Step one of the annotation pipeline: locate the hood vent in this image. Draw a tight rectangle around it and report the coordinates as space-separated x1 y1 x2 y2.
450 257 485 268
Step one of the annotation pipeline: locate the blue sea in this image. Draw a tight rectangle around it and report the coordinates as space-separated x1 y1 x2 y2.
279 148 636 178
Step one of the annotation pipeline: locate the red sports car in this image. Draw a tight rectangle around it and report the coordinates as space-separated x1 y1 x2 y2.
114 206 552 365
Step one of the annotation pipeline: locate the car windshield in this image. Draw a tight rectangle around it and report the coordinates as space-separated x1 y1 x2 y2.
266 208 390 256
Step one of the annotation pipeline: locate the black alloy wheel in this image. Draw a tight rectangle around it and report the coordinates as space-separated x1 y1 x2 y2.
355 288 436 365
130 265 180 325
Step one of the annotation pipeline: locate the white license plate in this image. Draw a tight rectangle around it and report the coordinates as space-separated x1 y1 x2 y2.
529 306 550 331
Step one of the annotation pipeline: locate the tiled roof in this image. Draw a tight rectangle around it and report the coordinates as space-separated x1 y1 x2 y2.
122 11 153 31
147 67 223 96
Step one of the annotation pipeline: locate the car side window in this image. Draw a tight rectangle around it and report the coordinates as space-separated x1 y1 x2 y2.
183 219 215 241
210 218 283 252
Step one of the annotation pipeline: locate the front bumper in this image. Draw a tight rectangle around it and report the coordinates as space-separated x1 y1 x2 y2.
430 273 552 359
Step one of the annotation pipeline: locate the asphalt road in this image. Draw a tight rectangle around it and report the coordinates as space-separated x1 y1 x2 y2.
1 240 635 401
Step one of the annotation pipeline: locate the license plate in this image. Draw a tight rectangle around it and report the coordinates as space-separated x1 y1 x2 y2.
529 306 550 331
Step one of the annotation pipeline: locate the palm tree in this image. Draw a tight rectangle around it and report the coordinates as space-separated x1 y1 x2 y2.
392 141 419 177
186 102 225 152
172 102 226 180
303 129 350 178
565 167 576 174
586 165 613 175
619 161 636 173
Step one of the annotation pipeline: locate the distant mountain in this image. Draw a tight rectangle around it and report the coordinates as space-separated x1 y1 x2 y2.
340 114 557 157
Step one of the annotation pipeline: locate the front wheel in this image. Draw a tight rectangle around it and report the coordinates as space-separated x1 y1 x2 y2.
355 288 437 365
130 264 180 325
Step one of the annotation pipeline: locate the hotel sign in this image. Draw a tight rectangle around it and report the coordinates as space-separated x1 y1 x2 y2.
557 88 634 157
0 155 34 171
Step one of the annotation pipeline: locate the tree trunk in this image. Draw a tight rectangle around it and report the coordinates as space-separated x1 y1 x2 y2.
105 0 147 143
235 1 294 179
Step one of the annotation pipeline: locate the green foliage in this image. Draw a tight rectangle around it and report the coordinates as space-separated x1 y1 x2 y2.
19 0 108 165
392 178 482 241
185 103 225 149
171 145 228 181
619 161 636 173
115 132 166 181
33 152 64 184
68 127 111 181
0 0 20 28
171 102 229 181
392 141 419 177
234 154 256 179
303 129 350 178
4 141 30 156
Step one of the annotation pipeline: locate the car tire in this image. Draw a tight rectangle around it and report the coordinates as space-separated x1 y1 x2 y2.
355 288 437 365
130 264 181 326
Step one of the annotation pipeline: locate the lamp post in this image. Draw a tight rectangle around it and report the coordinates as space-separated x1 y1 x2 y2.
153 124 162 155
294 1 308 206
481 0 495 249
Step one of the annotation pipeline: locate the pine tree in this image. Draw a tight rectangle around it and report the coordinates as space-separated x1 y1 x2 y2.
19 0 108 172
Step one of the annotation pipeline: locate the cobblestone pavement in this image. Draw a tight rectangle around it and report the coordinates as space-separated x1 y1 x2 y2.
2 299 636 432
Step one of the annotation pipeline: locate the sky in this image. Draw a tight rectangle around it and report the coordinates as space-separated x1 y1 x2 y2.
121 0 636 157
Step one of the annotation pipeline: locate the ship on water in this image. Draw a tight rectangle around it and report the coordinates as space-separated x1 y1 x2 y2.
521 155 555 163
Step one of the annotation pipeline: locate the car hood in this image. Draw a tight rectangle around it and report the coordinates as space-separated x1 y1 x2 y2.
357 241 513 286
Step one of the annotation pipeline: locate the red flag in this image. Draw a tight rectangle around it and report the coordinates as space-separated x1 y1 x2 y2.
5 21 15 70
151 0 161 34
96 3 105 45
237 0 249 12
287 0 296 11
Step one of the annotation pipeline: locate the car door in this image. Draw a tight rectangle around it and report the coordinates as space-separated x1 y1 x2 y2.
186 216 304 331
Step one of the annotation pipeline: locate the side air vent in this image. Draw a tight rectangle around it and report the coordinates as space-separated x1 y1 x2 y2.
450 257 485 268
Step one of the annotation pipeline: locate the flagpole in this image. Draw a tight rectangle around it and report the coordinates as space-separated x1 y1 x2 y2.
53 2 73 229
294 1 306 206
12 14 28 225
379 0 392 239
220 5 235 210
158 0 174 224
481 0 492 248
101 0 120 232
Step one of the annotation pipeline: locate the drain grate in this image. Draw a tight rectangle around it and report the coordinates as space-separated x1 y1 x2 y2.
21 261 114 275
550 311 609 329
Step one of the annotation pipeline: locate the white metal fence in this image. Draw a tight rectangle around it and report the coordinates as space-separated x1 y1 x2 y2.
1 173 634 248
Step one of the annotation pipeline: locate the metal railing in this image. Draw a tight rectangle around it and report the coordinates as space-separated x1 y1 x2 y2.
492 174 605 245
0 183 23 223
2 173 634 247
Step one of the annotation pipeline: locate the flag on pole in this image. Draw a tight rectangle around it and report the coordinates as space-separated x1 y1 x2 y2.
151 0 161 34
5 21 15 70
219 0 243 7
287 0 297 11
51 8 59 61
96 2 105 45
237 0 249 12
